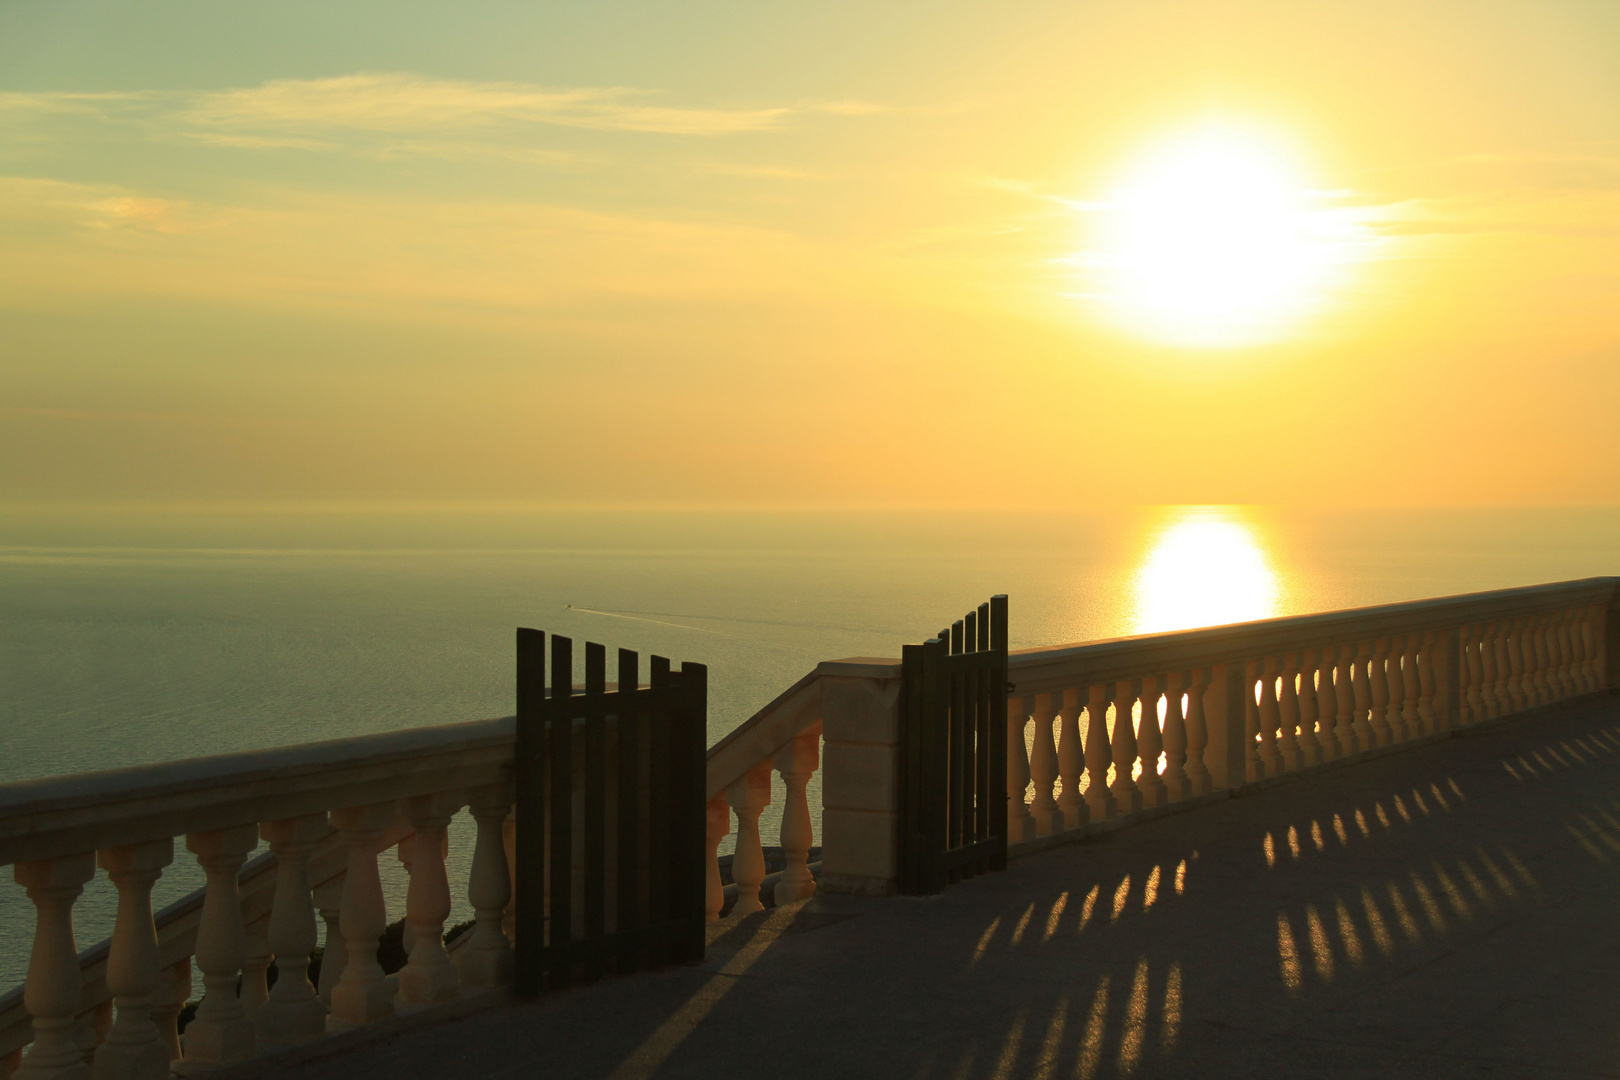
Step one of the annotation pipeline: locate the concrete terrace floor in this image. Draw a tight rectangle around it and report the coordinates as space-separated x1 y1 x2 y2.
278 693 1620 1080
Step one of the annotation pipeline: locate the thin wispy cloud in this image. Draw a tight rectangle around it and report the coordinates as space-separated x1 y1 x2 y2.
180 74 794 137
0 74 878 157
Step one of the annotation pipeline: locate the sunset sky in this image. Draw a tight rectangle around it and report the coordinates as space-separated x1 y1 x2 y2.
4 0 1618 507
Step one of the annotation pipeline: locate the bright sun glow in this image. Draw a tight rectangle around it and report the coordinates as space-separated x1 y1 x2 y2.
1133 507 1280 633
1079 123 1365 348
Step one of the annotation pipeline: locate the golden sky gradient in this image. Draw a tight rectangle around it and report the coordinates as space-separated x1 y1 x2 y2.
3 1 1618 506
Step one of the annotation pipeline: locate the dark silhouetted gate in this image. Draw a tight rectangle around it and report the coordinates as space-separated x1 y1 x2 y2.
513 629 706 996
897 596 1009 895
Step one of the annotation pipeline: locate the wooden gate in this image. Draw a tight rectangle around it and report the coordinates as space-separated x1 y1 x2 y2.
512 629 707 996
896 596 1010 895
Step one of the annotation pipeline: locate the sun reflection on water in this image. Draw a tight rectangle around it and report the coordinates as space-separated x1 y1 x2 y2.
1131 507 1279 634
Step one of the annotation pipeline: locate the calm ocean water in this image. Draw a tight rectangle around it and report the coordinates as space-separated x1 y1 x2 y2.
2 505 1616 990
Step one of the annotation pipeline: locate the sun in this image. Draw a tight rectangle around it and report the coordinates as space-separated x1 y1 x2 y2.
1076 123 1362 348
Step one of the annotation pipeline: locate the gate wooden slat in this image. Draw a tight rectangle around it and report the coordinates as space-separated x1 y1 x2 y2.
514 628 546 997
547 634 574 987
897 596 1009 895
646 654 673 969
615 648 643 974
672 661 707 963
583 642 608 984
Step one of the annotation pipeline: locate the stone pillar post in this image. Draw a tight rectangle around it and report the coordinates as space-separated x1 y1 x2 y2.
14 852 97 1080
458 783 514 987
257 814 330 1048
326 803 395 1031
725 763 772 916
176 825 259 1073
1203 662 1250 790
818 661 903 897
774 731 821 906
398 794 464 1008
93 839 173 1080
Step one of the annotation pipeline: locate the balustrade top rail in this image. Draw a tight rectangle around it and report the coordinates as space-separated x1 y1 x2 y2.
1007 577 1619 695
0 719 515 866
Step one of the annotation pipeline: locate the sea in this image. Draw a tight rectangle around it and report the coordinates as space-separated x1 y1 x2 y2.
2 504 1616 991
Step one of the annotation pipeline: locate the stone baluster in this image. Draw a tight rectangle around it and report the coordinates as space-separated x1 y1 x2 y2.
1028 693 1062 835
1517 617 1536 706
1244 661 1263 782
1462 626 1485 724
311 877 345 1007
1567 609 1585 693
1564 610 1582 693
1508 617 1528 707
1551 613 1573 699
458 784 515 986
775 731 820 905
1109 680 1143 814
1367 640 1393 745
1312 649 1338 761
398 795 463 1008
1183 670 1212 794
257 815 328 1048
1007 697 1036 842
1509 621 1535 705
1581 606 1601 692
1556 611 1578 697
1417 632 1438 733
1162 673 1190 801
1583 605 1602 691
1332 646 1357 755
1539 613 1559 699
1478 624 1498 720
1136 678 1167 808
1257 659 1282 776
1055 689 1088 829
1350 643 1374 750
327 803 395 1031
1477 621 1496 712
726 762 772 917
1533 616 1554 704
704 795 729 923
1505 619 1529 711
176 826 258 1073
149 958 190 1065
1275 656 1302 771
1481 622 1504 718
1397 636 1421 736
14 853 97 1080
1381 637 1407 742
1295 654 1322 766
1084 685 1117 821
92 839 173 1080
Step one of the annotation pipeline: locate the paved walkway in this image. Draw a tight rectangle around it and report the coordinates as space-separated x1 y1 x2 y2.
282 694 1620 1079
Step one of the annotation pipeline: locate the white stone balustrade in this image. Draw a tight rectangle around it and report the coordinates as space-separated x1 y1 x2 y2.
995 578 1617 853
0 578 1615 1074
0 720 508 1076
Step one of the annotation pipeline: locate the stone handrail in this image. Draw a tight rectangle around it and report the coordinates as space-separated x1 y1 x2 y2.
1002 577 1619 844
